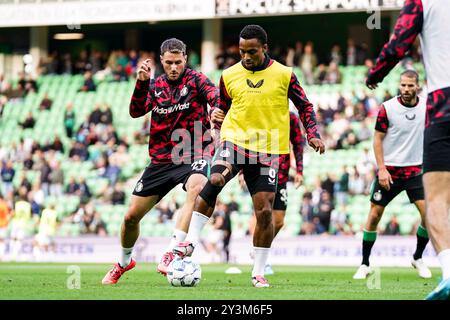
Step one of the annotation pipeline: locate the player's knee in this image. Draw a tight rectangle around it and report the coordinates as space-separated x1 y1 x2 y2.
199 181 223 208
123 211 141 228
210 173 225 187
255 208 273 229
186 183 204 199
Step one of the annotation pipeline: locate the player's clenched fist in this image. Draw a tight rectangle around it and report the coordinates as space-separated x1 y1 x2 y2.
137 59 151 81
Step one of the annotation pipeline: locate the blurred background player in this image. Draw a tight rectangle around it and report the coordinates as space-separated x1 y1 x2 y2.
9 188 32 261
266 110 305 275
0 193 12 261
365 0 450 299
102 38 218 284
173 25 324 288
32 203 58 262
353 70 431 280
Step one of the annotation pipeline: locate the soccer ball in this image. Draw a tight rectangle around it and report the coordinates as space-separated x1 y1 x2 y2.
167 256 202 287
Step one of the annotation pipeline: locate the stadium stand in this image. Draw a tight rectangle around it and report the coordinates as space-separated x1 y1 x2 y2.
0 60 426 239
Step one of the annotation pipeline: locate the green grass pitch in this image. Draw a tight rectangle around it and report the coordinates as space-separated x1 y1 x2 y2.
0 263 439 300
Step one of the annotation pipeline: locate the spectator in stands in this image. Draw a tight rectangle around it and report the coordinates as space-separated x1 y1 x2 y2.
336 166 350 207
299 191 315 223
329 44 342 65
18 173 32 193
39 158 52 196
383 215 401 235
156 201 175 224
100 104 113 125
321 173 336 200
315 64 328 85
88 104 103 125
74 50 89 74
1 160 15 196
102 157 121 186
349 166 366 195
19 112 36 129
357 119 372 142
79 71 96 92
325 61 342 84
346 38 357 66
110 183 125 205
78 177 92 201
300 42 317 85
112 64 128 82
39 92 53 111
45 136 64 153
317 190 333 232
49 161 64 197
68 141 89 161
293 41 303 67
66 177 80 195
64 103 76 138
80 204 107 235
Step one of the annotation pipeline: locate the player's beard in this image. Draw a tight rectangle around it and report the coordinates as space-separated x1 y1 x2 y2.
401 92 416 105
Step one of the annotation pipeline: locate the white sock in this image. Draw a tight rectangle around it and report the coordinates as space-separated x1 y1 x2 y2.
252 247 270 278
438 248 450 281
166 229 187 252
184 211 210 247
120 246 133 268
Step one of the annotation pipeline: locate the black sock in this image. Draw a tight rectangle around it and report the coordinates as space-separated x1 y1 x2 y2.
362 240 376 266
413 234 429 260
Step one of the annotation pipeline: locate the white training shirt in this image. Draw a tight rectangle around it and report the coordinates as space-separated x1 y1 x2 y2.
382 96 426 167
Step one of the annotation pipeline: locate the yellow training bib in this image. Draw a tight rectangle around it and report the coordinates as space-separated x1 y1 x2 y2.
220 60 291 154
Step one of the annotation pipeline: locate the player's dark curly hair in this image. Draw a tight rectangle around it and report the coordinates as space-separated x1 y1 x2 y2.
239 25 268 45
401 69 419 84
160 38 186 55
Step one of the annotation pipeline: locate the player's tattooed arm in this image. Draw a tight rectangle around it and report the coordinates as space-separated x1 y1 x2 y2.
367 0 424 88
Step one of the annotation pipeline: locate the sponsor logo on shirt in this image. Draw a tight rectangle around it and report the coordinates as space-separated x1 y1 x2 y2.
152 102 190 114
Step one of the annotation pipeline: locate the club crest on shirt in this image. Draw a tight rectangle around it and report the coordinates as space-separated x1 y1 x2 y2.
180 85 188 97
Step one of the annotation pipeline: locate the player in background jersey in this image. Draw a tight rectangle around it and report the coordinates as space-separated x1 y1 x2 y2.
173 25 325 288
353 71 431 280
366 0 450 299
32 203 58 262
266 111 304 275
10 188 32 261
0 193 12 261
102 38 219 285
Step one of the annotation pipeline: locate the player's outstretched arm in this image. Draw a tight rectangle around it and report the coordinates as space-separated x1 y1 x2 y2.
288 73 325 154
129 59 155 118
366 0 423 89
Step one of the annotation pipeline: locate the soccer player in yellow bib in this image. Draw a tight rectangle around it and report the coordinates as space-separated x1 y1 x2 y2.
33 203 58 261
174 25 325 287
10 190 32 261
